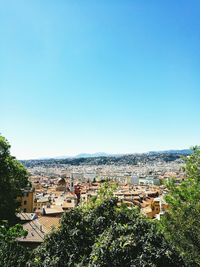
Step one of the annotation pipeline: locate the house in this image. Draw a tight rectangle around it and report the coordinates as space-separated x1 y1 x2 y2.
17 188 34 213
16 212 37 224
34 196 51 211
17 216 60 248
42 205 64 217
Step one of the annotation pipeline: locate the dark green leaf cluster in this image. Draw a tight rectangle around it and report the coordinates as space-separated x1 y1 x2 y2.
161 146 200 266
0 135 30 224
29 199 183 267
0 222 30 267
184 146 200 180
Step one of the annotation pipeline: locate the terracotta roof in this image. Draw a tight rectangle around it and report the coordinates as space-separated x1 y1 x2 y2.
141 206 152 215
16 213 37 221
140 198 153 208
37 197 50 203
17 216 60 243
62 202 75 209
64 192 77 198
38 216 60 232
17 220 47 243
43 205 64 215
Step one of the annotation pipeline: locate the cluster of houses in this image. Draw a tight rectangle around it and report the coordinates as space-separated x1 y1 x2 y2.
17 174 169 248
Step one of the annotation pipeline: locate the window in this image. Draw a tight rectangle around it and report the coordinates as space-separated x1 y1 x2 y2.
24 200 27 205
23 208 27 212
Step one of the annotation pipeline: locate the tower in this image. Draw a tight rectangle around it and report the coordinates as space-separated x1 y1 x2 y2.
70 173 74 192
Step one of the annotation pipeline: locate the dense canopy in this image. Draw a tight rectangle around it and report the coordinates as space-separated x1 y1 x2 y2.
0 135 29 224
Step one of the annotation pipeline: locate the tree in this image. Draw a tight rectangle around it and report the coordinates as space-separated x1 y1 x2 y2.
161 146 200 266
184 146 200 180
90 219 181 267
29 196 183 266
0 135 30 224
0 221 29 267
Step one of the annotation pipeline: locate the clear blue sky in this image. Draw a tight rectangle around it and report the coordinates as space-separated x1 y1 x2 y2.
1 0 200 159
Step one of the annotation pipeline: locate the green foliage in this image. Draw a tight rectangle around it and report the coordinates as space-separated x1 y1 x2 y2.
0 221 27 241
184 146 200 179
98 182 117 199
29 198 183 267
162 146 200 266
90 222 180 267
0 222 30 267
0 135 30 224
83 182 117 211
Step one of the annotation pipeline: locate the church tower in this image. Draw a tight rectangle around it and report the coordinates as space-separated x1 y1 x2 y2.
70 173 74 192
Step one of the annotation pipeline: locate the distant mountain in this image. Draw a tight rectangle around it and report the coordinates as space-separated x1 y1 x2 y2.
74 152 110 158
34 155 70 160
34 152 111 160
21 148 193 168
23 149 193 163
73 149 193 158
148 149 193 155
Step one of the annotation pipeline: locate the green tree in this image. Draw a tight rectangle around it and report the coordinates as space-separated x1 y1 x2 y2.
90 219 181 267
30 197 183 267
161 146 200 266
0 221 30 267
0 135 30 224
184 146 200 179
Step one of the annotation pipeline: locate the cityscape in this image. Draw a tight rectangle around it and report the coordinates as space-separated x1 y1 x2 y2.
1 1 200 266
16 150 186 246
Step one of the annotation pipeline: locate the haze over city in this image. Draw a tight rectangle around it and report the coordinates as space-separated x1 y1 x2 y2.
1 0 200 159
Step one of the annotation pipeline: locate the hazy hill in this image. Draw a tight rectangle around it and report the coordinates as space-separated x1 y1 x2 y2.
21 149 192 168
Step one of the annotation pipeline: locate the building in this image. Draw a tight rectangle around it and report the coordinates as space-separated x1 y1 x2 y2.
139 177 160 186
151 197 161 215
16 212 37 224
141 197 162 219
70 173 74 192
56 177 66 191
34 196 51 211
42 205 64 217
17 216 60 248
18 188 34 213
131 175 139 185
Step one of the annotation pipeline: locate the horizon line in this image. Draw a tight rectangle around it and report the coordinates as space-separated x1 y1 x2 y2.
18 148 193 161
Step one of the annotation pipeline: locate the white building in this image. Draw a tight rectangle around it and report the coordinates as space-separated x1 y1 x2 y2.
131 175 139 185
